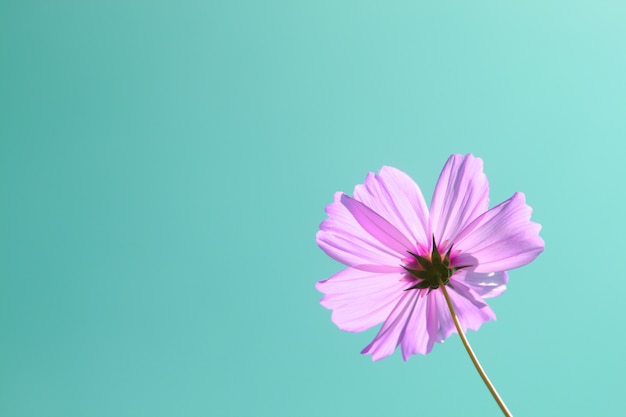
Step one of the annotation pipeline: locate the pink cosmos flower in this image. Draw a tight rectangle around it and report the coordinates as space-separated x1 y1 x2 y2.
316 154 544 361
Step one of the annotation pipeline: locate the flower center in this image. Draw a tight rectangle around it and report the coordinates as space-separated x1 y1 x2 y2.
402 236 466 291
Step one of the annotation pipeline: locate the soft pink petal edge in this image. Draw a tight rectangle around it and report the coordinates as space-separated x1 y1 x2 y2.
317 192 404 271
455 269 508 299
453 192 544 273
430 154 490 250
361 280 495 361
340 194 414 256
316 267 407 332
352 166 430 251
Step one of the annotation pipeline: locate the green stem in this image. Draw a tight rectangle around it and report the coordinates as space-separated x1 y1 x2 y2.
438 278 513 417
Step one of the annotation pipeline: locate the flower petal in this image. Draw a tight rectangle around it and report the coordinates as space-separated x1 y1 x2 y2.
360 291 421 361
317 192 404 270
453 192 544 273
425 289 452 352
361 281 495 361
353 167 430 250
445 281 497 332
430 154 489 249
340 194 414 255
424 281 495 354
399 292 430 360
316 267 407 332
454 269 508 299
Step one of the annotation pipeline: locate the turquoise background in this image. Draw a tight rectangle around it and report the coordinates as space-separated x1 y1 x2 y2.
1 1 625 416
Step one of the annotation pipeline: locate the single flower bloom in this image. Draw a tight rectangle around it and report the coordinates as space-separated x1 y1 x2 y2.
316 154 544 361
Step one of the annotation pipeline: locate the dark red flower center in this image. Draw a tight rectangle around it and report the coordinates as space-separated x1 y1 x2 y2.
402 236 467 291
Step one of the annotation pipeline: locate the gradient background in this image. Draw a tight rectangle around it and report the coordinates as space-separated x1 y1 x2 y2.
2 1 625 416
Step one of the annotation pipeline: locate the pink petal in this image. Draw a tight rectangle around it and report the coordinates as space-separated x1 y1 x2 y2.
445 280 497 332
317 192 405 270
423 281 495 355
316 268 408 332
453 192 544 273
353 167 430 250
361 291 422 361
398 292 430 360
340 194 414 255
361 281 495 361
430 154 489 249
422 283 494 354
425 289 453 351
454 270 508 299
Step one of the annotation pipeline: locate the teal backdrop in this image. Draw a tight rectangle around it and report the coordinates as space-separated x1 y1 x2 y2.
1 1 625 416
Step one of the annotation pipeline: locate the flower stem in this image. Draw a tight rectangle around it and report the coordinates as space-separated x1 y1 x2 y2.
438 279 513 417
